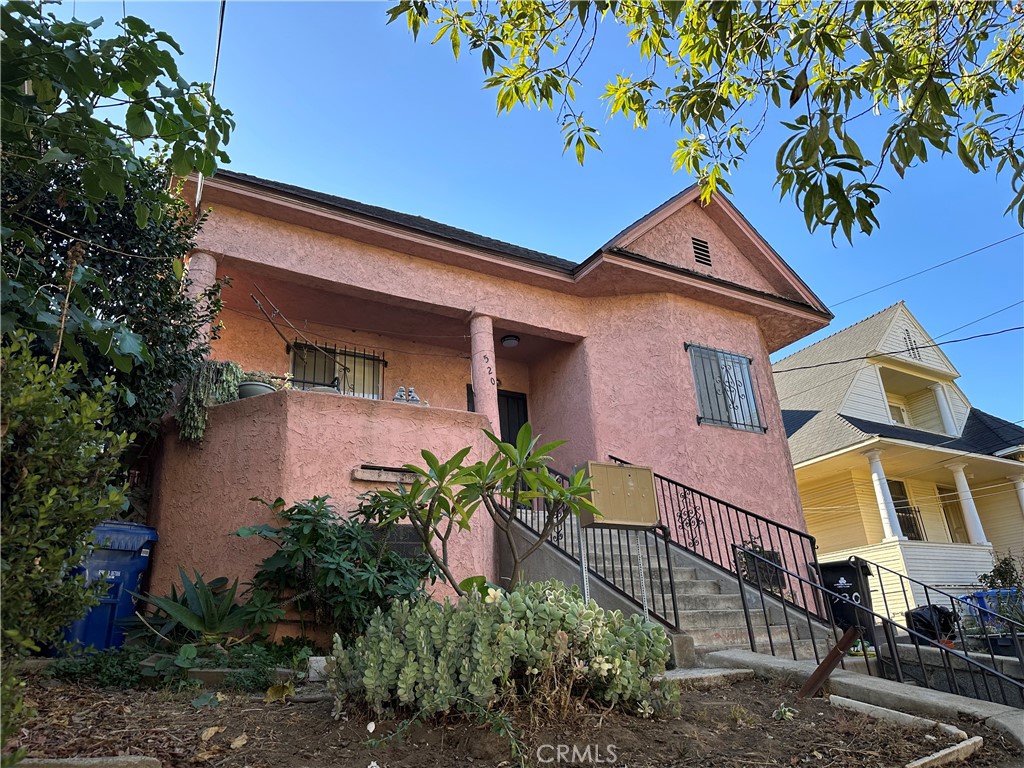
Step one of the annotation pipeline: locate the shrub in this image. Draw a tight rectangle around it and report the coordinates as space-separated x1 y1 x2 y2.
48 646 152 689
328 580 674 721
1 335 129 753
238 496 437 642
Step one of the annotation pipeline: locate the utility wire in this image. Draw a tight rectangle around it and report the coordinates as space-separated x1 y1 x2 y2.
194 0 228 210
774 327 1023 374
933 301 1024 341
830 233 1024 307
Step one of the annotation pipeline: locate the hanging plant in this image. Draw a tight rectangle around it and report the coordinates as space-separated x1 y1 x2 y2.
176 360 243 442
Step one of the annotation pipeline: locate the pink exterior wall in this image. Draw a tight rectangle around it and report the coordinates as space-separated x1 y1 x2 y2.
149 390 493 596
149 184 824 596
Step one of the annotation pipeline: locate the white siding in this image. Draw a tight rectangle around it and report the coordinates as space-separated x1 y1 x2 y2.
905 388 944 433
900 542 995 604
801 473 869 552
947 386 971 433
975 480 1024 558
852 469 886 543
878 310 956 374
840 365 889 421
905 478 951 543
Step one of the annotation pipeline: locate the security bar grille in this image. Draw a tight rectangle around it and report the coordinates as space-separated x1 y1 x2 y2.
687 343 766 433
290 340 386 399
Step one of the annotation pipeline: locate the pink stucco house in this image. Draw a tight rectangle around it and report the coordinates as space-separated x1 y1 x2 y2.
147 171 832 600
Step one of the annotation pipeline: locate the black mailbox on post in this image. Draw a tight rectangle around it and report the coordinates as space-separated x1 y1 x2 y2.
815 558 875 646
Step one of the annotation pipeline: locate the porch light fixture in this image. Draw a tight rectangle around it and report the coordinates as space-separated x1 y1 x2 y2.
501 335 520 348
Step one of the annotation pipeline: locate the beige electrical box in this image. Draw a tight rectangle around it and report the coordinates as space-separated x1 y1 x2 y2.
578 462 659 529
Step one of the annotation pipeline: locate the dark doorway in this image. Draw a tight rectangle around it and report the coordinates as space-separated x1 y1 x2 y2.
498 390 529 443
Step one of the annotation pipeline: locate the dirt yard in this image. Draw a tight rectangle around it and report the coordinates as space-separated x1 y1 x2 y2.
10 675 1023 767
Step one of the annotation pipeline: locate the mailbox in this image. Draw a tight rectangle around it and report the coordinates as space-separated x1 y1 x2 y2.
578 462 659 529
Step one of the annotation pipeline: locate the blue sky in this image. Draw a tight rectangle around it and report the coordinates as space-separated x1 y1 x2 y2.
79 1 1023 423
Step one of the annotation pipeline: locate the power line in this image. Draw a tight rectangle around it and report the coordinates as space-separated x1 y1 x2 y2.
774 327 1023 374
933 301 1023 341
829 233 1024 307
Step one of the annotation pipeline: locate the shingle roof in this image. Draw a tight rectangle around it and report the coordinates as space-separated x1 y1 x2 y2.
840 411 1024 456
773 303 904 463
774 301 1024 463
213 170 578 272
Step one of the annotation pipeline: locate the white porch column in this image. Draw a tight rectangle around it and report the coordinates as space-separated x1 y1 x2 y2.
929 383 958 435
1008 474 1024 521
945 463 989 545
469 313 500 432
863 449 905 541
185 251 219 345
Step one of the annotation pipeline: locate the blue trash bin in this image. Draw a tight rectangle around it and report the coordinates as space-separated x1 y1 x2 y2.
63 521 158 651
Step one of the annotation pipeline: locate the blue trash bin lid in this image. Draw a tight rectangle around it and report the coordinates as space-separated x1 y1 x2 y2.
92 521 158 551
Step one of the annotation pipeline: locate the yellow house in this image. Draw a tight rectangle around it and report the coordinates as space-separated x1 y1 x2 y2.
773 302 1024 619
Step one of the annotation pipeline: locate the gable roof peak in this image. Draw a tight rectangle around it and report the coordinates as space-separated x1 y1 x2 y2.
773 302 904 369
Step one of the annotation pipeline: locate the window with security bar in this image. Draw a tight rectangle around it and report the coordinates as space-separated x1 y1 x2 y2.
290 341 386 399
686 343 766 433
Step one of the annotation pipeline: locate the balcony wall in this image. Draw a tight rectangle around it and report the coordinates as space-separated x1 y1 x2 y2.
148 389 493 597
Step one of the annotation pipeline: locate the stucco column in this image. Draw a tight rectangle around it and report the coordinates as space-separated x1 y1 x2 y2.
944 463 989 545
929 383 957 435
469 313 500 432
1009 475 1024 521
185 250 220 345
863 449 905 541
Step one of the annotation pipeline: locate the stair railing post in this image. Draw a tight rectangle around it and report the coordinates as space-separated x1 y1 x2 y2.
576 513 590 604
661 525 679 629
634 529 649 622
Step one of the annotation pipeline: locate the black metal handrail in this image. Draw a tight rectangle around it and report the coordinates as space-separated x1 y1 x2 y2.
734 545 1024 707
895 505 925 541
853 555 1024 673
608 455 824 619
515 468 681 631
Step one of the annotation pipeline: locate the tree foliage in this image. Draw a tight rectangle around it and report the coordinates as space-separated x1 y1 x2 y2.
1 0 233 375
364 423 597 592
388 1 1024 240
2 163 226 448
1 336 128 754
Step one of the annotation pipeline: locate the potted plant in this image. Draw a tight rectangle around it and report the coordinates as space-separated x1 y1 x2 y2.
238 370 288 398
177 360 244 442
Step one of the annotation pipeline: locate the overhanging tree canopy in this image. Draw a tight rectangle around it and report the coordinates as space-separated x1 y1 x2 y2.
388 0 1024 241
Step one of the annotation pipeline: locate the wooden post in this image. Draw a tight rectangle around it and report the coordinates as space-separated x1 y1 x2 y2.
796 626 863 700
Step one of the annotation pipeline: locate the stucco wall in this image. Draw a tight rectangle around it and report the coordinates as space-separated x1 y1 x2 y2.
149 390 493 596
628 204 782 295
152 195 817 596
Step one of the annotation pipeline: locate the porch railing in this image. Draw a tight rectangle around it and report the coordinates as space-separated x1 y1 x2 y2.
516 471 681 631
856 555 1024 676
609 456 824 620
735 546 1024 708
895 505 925 541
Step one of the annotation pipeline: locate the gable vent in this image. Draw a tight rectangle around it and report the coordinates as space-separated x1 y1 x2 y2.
692 237 712 267
902 328 922 361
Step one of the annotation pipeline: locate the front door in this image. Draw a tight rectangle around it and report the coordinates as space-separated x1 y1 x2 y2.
497 390 529 443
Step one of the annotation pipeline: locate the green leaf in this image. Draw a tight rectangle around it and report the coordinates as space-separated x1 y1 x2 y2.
125 104 154 138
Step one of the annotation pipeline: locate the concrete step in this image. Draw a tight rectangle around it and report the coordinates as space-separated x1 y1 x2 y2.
674 608 750 629
686 623 824 650
669 593 745 611
585 562 700 584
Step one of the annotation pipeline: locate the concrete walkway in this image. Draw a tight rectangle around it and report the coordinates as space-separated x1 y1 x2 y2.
704 649 1024 750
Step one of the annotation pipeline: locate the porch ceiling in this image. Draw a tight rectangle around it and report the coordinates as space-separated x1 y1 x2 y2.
217 261 574 364
795 437 1024 486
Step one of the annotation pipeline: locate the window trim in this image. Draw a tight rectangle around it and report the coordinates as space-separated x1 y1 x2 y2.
685 342 766 434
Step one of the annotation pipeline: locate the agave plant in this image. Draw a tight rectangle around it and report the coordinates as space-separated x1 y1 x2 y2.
136 567 251 646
